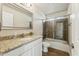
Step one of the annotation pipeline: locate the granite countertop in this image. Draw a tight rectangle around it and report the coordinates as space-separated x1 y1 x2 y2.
0 35 42 54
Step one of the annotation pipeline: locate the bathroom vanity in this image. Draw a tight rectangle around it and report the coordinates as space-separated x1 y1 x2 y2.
0 3 42 56
0 35 42 56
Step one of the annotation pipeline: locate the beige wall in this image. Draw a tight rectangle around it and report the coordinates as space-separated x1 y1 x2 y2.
32 4 45 35
68 3 79 55
33 19 43 35
67 4 72 54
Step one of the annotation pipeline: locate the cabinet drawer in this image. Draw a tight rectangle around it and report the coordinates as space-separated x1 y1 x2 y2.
22 38 42 56
22 50 32 56
31 38 42 48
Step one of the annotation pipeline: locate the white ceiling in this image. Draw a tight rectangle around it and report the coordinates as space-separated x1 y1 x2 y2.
33 3 69 15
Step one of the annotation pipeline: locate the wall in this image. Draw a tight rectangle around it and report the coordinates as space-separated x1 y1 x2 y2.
33 19 43 35
32 4 45 35
67 4 72 55
68 3 79 56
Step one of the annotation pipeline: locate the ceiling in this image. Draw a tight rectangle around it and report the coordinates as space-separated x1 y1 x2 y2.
33 3 69 15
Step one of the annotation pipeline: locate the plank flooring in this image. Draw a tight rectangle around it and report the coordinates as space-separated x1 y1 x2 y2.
42 47 69 56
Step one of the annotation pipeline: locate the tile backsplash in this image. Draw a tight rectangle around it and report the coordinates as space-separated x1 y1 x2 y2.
0 29 32 37
0 29 33 40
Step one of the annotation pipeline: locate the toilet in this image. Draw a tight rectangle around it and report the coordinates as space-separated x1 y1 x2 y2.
42 42 50 53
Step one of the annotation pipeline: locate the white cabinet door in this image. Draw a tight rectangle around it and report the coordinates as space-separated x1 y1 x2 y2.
38 42 42 56
4 46 25 56
22 50 32 56
22 39 42 56
35 43 42 56
32 41 42 56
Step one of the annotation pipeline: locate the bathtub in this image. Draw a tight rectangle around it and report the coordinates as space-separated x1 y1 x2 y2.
44 38 70 53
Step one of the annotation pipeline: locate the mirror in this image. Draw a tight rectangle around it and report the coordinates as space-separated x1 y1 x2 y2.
2 11 14 27
1 3 33 30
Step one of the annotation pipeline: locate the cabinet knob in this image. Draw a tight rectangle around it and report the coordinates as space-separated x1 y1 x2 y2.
72 43 74 48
